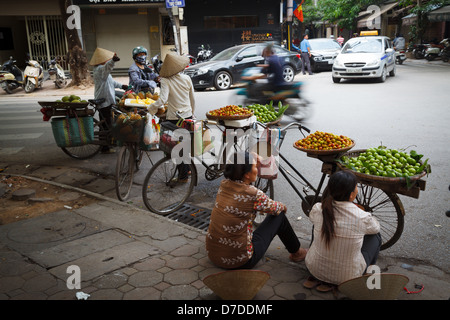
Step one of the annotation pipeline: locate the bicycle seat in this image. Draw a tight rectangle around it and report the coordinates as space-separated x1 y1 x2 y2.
88 98 105 105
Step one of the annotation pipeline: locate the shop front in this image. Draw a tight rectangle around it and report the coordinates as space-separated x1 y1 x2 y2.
0 0 65 70
73 0 168 73
183 0 284 57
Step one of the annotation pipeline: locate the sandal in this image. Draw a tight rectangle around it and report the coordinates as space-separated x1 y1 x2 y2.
316 283 336 293
303 276 320 289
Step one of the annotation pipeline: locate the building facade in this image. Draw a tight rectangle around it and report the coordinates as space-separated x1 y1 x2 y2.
184 0 286 57
0 0 172 72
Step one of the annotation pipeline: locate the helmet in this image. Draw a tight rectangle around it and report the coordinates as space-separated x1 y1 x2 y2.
132 46 148 60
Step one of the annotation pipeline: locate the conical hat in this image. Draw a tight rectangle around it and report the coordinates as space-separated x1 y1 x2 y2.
338 273 409 300
159 52 190 77
89 48 115 66
203 270 270 300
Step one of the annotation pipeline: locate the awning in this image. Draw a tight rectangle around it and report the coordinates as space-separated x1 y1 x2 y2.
427 5 450 22
402 5 450 26
402 13 417 26
357 2 399 28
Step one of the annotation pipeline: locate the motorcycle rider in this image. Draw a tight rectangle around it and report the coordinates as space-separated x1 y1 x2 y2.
393 34 406 50
90 47 128 153
128 46 159 93
243 43 286 99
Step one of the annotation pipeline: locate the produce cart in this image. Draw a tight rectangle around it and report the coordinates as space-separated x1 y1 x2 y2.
287 131 430 250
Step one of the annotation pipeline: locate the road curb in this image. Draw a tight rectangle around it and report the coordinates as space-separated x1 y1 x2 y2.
0 171 207 235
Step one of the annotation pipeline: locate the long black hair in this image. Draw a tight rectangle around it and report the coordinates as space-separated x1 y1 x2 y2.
224 151 254 181
321 170 358 248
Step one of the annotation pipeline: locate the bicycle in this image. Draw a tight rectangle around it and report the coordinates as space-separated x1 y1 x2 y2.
40 99 154 201
250 120 428 251
141 117 273 215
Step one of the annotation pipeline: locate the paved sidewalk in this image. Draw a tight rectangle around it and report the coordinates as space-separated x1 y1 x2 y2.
0 163 449 302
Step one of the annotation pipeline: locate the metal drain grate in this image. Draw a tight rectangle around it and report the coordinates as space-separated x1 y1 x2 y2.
166 203 211 231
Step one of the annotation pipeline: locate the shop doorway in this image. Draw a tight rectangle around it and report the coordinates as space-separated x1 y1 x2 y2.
25 16 69 71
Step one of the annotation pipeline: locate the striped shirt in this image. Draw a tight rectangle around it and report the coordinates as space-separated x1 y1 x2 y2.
305 201 380 285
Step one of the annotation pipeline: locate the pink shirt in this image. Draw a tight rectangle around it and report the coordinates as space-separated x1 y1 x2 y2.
305 201 380 285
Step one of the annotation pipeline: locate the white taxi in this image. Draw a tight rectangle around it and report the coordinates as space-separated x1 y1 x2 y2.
332 36 396 83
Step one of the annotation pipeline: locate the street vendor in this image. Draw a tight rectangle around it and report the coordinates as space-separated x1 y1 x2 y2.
206 151 308 269
304 170 381 292
147 52 196 120
147 52 196 182
90 47 128 153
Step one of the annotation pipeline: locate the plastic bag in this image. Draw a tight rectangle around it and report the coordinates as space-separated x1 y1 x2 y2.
143 115 160 145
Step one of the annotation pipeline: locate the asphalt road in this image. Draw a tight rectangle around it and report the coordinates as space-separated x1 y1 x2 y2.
0 60 449 272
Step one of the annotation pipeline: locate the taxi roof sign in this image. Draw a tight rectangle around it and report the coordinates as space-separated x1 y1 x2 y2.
360 30 378 36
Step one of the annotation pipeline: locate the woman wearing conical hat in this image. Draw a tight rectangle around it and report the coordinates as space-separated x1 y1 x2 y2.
147 52 195 121
90 47 128 153
148 52 196 182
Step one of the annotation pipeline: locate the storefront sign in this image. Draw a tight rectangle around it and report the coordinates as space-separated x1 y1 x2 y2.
73 0 164 5
165 0 185 8
241 30 273 44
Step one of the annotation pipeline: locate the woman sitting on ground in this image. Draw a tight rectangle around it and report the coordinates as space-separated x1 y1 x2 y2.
206 151 307 269
304 170 382 292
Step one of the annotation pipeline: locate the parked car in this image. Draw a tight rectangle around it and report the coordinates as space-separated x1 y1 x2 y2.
184 43 302 91
308 38 342 72
332 36 396 83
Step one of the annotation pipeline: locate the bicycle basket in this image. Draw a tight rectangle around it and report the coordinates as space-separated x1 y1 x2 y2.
159 121 184 154
112 113 145 143
159 121 212 156
51 115 94 147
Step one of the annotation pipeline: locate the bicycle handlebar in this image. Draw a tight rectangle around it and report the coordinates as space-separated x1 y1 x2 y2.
252 120 310 134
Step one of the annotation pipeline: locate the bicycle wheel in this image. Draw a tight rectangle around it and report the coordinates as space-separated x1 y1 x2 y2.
253 177 274 226
115 145 135 201
142 156 196 215
61 118 102 159
355 183 404 251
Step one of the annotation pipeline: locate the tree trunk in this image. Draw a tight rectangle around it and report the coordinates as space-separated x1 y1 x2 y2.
59 0 93 87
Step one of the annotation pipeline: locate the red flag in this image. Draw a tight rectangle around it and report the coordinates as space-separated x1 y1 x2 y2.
294 0 304 22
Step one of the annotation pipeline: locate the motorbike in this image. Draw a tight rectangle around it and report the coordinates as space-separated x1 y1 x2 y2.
151 54 163 74
0 57 24 94
47 57 67 88
439 38 450 62
22 55 44 93
235 67 311 121
395 49 407 65
197 44 213 63
409 43 430 59
424 42 444 61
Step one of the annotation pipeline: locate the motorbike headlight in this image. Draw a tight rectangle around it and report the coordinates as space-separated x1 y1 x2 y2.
366 59 379 67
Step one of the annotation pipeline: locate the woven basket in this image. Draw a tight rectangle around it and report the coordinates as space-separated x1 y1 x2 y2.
293 139 355 156
113 118 145 143
203 270 270 300
338 273 409 300
338 149 427 184
51 116 94 147
206 111 254 121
